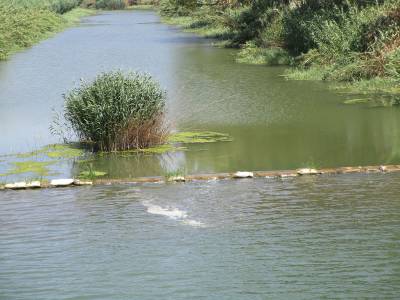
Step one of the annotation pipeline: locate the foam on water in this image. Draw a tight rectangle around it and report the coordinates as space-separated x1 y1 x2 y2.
142 201 205 227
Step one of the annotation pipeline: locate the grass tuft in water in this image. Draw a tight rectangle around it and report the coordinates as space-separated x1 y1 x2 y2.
63 70 168 152
78 163 107 179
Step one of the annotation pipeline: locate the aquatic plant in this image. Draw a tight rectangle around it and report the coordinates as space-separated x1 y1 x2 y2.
64 71 168 152
79 164 107 179
163 167 186 182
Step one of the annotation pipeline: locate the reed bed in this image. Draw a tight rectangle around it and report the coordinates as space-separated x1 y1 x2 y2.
64 71 168 152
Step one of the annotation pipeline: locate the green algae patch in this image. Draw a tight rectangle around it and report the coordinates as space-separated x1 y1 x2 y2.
6 161 56 177
343 98 371 105
115 144 187 156
44 144 84 159
343 95 400 107
117 131 232 155
168 131 232 144
139 144 186 154
79 170 107 179
15 144 84 159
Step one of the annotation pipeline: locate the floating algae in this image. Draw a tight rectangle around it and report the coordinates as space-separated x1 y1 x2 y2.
15 144 84 159
5 161 56 177
168 131 232 144
343 98 371 105
79 170 107 179
45 144 84 159
107 131 233 155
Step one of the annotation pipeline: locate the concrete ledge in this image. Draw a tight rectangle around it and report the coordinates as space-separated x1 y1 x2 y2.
1 164 399 191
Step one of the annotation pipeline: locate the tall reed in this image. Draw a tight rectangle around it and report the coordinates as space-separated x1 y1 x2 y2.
64 71 168 152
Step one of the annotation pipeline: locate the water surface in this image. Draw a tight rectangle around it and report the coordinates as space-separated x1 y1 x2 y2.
1 173 399 299
1 11 400 178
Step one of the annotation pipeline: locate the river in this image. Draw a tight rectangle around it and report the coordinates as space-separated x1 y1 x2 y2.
1 10 400 178
0 10 399 299
1 173 400 299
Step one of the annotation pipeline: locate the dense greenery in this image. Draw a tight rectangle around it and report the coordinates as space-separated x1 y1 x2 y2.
0 0 134 60
158 0 400 92
64 71 168 151
0 0 90 60
93 0 127 10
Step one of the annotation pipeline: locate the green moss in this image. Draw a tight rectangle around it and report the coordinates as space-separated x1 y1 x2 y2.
168 131 232 144
6 161 56 176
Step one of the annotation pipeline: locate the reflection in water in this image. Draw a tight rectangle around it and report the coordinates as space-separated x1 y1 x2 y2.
0 10 400 178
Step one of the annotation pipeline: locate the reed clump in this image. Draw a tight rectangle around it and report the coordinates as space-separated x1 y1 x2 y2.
64 71 168 152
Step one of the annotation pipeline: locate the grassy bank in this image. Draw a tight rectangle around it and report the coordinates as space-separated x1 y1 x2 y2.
0 0 95 60
156 0 400 99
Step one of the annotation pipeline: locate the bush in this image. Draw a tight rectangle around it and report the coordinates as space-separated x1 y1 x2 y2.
64 71 168 151
159 0 198 17
95 0 127 10
50 0 82 14
236 41 292 65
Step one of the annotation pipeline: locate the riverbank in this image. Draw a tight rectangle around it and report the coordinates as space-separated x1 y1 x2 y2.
0 3 94 60
156 1 400 100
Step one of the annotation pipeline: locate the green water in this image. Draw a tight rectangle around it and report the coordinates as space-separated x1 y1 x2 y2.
0 10 400 179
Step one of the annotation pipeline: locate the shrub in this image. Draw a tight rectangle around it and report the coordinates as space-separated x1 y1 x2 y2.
236 41 292 65
50 0 82 14
95 0 127 10
159 0 198 17
64 71 168 151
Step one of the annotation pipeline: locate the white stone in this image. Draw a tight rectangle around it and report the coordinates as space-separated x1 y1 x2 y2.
167 176 186 182
50 179 74 187
5 182 27 190
233 171 254 178
280 173 297 178
379 165 387 172
27 181 41 189
297 168 319 175
73 179 93 186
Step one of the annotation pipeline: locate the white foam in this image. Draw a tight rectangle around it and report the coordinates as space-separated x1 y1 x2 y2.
146 204 187 219
142 201 205 227
182 219 206 227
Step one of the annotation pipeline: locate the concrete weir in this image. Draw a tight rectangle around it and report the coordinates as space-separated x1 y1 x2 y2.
1 164 400 191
